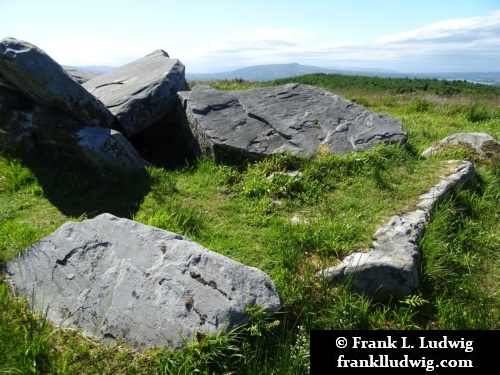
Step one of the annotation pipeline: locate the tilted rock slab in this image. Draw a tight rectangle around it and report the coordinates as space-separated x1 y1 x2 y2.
83 50 189 138
421 132 500 159
319 161 476 301
0 37 115 128
3 214 280 351
178 83 407 163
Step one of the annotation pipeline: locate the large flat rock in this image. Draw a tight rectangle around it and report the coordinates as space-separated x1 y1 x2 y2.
178 83 407 163
83 50 189 137
3 214 280 351
0 37 115 128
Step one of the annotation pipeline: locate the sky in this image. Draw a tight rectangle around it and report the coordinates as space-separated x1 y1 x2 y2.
1 0 499 74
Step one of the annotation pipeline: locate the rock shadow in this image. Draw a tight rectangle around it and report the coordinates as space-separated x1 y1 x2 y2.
128 115 197 170
7 143 153 219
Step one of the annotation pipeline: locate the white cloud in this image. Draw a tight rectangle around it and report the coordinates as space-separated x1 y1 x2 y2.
188 10 500 73
31 10 500 73
185 28 314 71
205 28 313 52
377 10 500 44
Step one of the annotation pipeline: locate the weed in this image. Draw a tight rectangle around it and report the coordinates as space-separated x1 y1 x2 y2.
466 104 492 123
411 98 432 113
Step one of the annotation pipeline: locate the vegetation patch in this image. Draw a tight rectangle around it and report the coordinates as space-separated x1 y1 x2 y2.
1 74 499 374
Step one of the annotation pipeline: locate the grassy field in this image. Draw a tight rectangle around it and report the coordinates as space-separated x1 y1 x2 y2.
1 75 499 374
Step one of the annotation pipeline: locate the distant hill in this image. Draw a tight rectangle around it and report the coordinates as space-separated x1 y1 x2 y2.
187 63 344 82
186 63 500 87
63 63 500 87
186 63 403 82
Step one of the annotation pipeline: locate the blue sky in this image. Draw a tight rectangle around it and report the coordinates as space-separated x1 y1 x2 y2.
1 0 499 73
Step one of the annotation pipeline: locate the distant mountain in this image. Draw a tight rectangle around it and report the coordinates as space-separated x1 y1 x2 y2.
63 63 500 87
186 63 500 86
187 63 350 82
186 63 411 82
187 63 363 82
323 66 400 74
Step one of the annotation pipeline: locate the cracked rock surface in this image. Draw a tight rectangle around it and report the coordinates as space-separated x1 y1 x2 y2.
3 214 281 351
177 83 407 163
83 50 189 138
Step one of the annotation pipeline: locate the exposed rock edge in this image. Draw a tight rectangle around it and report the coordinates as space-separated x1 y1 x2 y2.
318 160 476 301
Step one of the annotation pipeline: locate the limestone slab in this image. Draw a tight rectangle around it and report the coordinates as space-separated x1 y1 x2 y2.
4 214 280 351
178 83 407 164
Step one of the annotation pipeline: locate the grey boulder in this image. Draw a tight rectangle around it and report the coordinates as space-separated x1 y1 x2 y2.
83 50 189 137
178 83 407 163
421 132 500 159
0 37 115 128
3 214 280 351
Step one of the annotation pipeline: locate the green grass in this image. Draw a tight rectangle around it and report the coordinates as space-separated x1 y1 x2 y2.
1 75 499 373
271 72 500 97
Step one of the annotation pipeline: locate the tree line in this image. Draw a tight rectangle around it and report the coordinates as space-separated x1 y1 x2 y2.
272 73 500 97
